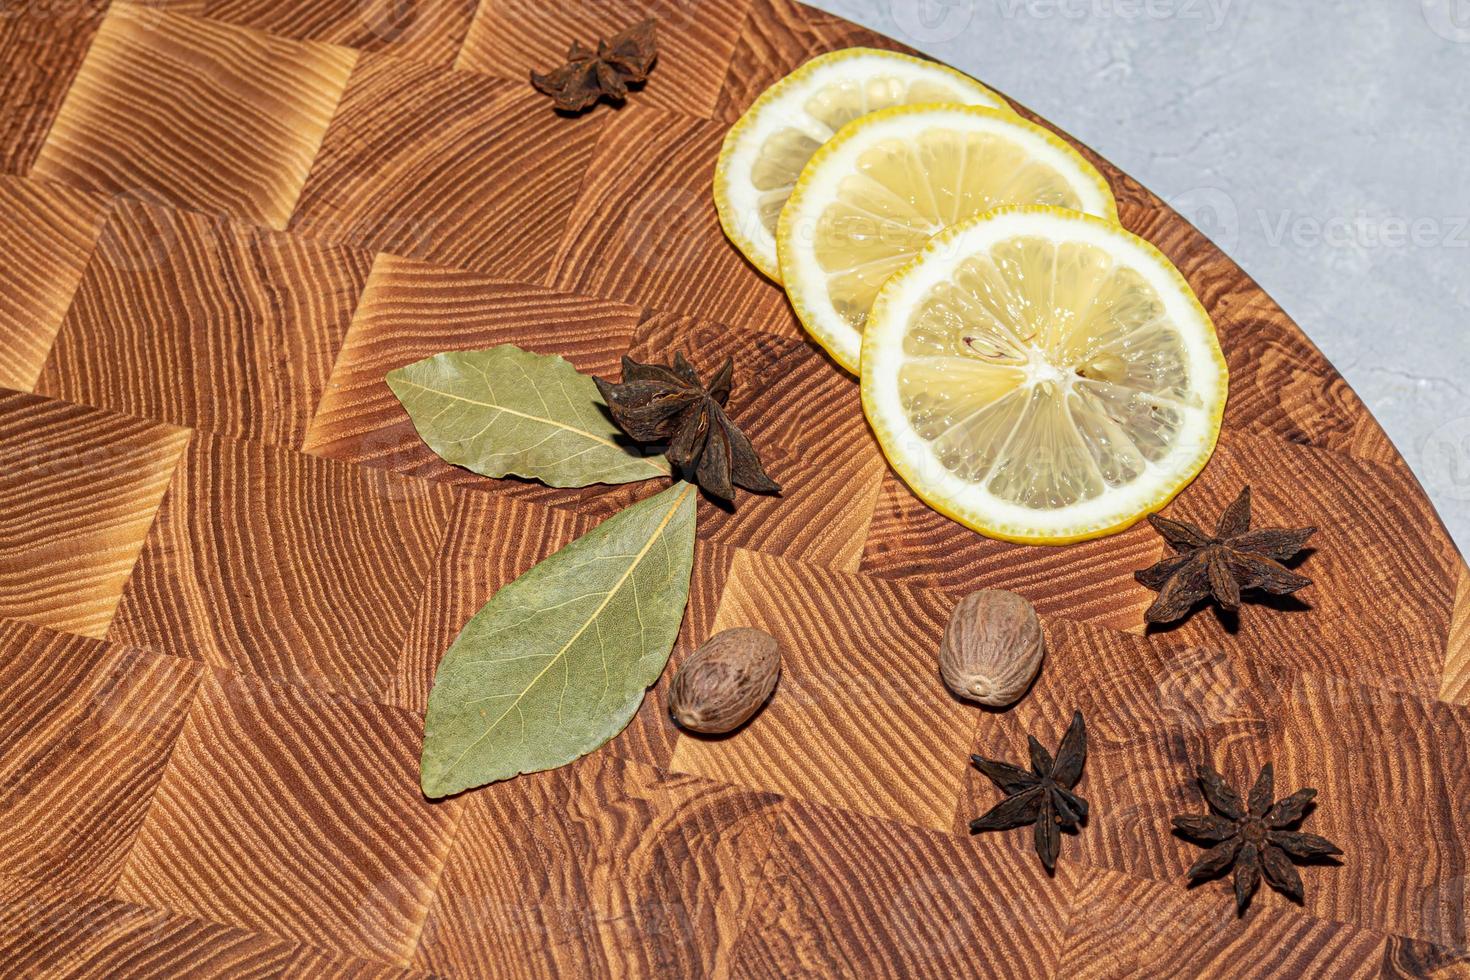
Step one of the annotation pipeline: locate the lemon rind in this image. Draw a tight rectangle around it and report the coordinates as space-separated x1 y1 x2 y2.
778 104 1120 375
714 48 1011 282
860 205 1229 546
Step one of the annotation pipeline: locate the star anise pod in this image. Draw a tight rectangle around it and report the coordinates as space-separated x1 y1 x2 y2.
969 711 1088 873
1135 486 1316 624
530 19 658 113
594 353 780 503
1173 763 1342 915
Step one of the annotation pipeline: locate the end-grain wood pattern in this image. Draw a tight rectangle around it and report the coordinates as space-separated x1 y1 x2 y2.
2 0 1467 975
1443 568 1470 705
111 669 462 963
0 176 108 391
36 199 374 447
107 433 453 700
291 58 602 279
34 6 356 229
0 391 189 638
0 5 109 175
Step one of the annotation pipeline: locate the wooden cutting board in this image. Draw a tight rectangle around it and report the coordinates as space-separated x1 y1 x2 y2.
2 1 1466 976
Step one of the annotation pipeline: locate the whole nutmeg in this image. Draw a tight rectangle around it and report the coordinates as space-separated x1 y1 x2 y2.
938 590 1044 707
668 627 780 734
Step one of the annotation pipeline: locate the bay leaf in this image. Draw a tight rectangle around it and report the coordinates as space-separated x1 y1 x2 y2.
387 345 671 487
421 481 697 797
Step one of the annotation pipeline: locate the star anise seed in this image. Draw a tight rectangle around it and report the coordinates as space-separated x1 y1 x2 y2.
969 711 1088 873
530 19 657 113
1172 763 1342 916
595 353 779 503
1135 486 1316 624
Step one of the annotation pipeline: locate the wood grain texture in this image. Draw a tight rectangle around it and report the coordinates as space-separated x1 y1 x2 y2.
1272 671 1470 947
112 669 462 964
0 391 189 638
34 5 356 229
861 472 1158 633
456 0 752 119
1443 564 1470 705
1209 284 1400 467
415 754 781 977
107 433 453 700
0 176 108 391
0 874 428 979
0 620 200 892
484 437 888 573
549 102 802 331
1379 935 1470 978
0 3 109 174
729 800 1073 978
671 549 977 832
0 0 1465 974
291 55 603 280
960 618 1277 880
37 200 373 447
198 0 477 64
304 253 641 479
1057 864 1390 978
1146 430 1460 695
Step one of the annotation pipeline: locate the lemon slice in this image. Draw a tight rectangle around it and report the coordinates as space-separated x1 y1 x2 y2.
778 105 1117 374
861 206 1228 545
715 49 1011 282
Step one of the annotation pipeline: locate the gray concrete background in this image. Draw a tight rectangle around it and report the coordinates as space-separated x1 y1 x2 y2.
809 0 1470 553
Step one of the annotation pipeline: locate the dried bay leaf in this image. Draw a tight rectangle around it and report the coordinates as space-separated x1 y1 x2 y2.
387 345 672 487
421 480 697 797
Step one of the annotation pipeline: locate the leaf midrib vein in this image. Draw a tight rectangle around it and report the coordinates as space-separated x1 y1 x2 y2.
395 378 669 476
434 483 694 786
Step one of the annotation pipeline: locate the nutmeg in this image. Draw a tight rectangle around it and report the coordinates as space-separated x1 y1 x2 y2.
938 590 1044 707
668 627 780 734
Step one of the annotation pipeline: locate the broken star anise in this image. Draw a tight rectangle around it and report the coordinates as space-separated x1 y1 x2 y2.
594 353 780 503
1135 486 1316 624
1173 763 1342 915
530 19 658 113
969 711 1088 873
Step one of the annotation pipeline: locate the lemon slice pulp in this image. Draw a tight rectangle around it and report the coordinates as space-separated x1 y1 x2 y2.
715 48 1011 281
861 207 1228 544
779 105 1117 373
